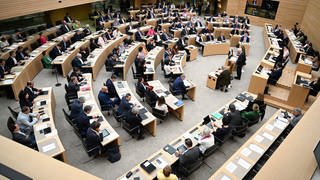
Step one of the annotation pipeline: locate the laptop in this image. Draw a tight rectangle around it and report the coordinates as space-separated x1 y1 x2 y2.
100 129 110 138
177 144 187 153
202 115 211 125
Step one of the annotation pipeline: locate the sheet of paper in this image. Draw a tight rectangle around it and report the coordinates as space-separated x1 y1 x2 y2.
34 124 48 131
274 120 286 130
262 132 274 141
254 135 264 143
241 148 252 157
42 143 56 152
155 157 168 169
225 162 237 173
249 144 264 155
265 124 274 131
221 175 231 180
238 158 251 169
277 116 288 123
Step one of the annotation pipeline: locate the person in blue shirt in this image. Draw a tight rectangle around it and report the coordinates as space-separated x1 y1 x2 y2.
117 93 133 116
98 86 119 108
172 74 189 100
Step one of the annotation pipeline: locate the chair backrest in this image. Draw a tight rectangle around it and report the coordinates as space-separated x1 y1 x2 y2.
7 116 15 134
135 84 145 98
8 106 19 119
62 108 74 126
122 120 138 134
152 107 167 120
203 144 219 158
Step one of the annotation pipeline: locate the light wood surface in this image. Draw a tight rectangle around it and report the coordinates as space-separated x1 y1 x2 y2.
201 41 231 56
144 46 164 80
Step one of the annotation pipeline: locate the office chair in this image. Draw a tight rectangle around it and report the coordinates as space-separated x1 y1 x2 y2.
8 106 19 119
121 119 139 139
232 122 248 138
135 83 145 102
82 139 100 157
202 144 219 158
179 158 203 177
62 108 75 126
247 114 261 127
152 107 168 123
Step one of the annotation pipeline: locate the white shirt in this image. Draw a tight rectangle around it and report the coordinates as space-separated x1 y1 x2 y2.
113 30 122 37
198 134 215 153
164 64 172 75
155 102 168 114
97 36 105 47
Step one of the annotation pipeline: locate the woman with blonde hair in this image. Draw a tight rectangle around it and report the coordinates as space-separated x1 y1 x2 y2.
157 165 178 180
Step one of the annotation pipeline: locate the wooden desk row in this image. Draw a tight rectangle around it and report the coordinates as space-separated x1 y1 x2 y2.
32 87 67 162
263 23 281 50
78 74 120 147
144 46 165 80
117 92 252 180
285 29 306 64
113 81 157 136
210 109 290 180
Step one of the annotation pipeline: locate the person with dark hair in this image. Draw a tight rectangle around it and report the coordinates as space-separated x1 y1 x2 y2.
85 121 103 157
125 106 145 139
224 103 242 128
75 105 97 138
105 75 118 98
173 74 189 100
90 38 100 51
60 37 71 52
117 93 133 116
6 51 20 69
18 90 33 110
70 67 84 82
49 44 62 60
155 96 168 114
212 117 231 144
16 106 39 134
70 96 86 120
175 138 200 169
309 77 320 97
24 81 41 101
217 66 231 92
41 50 52 69
64 13 73 23
68 76 80 94
16 46 28 61
0 59 9 79
7 122 37 149
234 48 246 80
157 165 178 180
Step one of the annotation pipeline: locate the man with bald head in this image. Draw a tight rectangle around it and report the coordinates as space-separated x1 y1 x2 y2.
98 86 119 108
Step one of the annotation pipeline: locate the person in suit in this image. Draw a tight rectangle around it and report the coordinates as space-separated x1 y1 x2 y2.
172 74 188 100
16 46 28 61
176 37 187 50
146 39 156 51
70 67 84 82
206 32 214 42
217 33 226 42
125 22 134 35
0 37 9 50
189 25 197 34
181 26 189 36
64 13 72 23
75 105 97 138
24 81 41 101
153 31 162 46
49 44 62 60
119 17 126 24
135 27 144 42
105 75 118 98
96 15 107 26
18 90 33 110
68 76 80 95
0 59 10 78
288 108 303 127
83 24 92 36
309 77 320 97
127 15 135 22
230 27 240 35
161 29 170 41
196 33 204 44
72 30 84 42
217 66 231 92
61 21 71 34
201 25 210 34
136 77 149 97
70 96 85 120
6 51 20 69
16 106 39 134
98 86 119 107
12 30 24 43
60 37 71 52
267 62 283 85
157 17 166 24
90 38 100 51
125 106 145 139
175 138 200 169
212 117 231 144
240 32 250 43
234 48 246 80
117 93 133 116
72 53 86 69
85 121 104 157
224 103 242 129
7 122 37 149
195 20 203 28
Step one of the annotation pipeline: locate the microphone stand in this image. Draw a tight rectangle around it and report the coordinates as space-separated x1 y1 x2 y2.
54 65 61 87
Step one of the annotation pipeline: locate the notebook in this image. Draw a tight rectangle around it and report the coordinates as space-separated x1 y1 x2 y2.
140 160 156 174
163 144 176 155
174 100 184 107
212 112 223 120
100 129 110 138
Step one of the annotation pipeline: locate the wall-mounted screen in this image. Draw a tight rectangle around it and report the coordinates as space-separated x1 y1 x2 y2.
245 0 280 20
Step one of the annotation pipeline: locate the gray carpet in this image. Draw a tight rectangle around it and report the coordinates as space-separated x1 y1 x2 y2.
0 25 280 179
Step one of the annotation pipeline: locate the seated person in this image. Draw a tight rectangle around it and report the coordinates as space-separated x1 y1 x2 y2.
146 39 156 51
217 32 226 42
127 15 135 22
201 25 210 34
241 103 260 123
309 77 320 97
135 28 144 42
311 51 320 71
153 31 163 45
206 32 214 42
24 81 41 101
230 27 240 35
146 26 156 37
125 106 145 140
71 53 87 69
212 117 231 144
75 105 97 138
79 47 89 61
72 30 84 42
198 127 215 154
245 93 266 120
41 51 52 69
136 77 148 96
39 32 47 45
117 93 133 116
224 103 242 129
157 165 178 180
268 62 283 85
181 26 189 36
189 25 197 34
175 138 200 169
70 96 85 120
155 96 168 114
85 121 104 157
105 75 118 98
16 106 39 134
288 107 303 127
68 76 80 95
172 74 189 100
70 67 84 82
98 86 119 107
240 32 250 43
161 29 171 41
176 37 187 50
16 46 28 61
6 51 21 70
163 60 174 78
18 90 33 110
90 38 100 51
0 59 10 79
112 28 123 38
49 44 62 60
7 122 37 149
145 86 158 107
60 37 71 52
0 37 9 50
105 29 114 40
216 66 231 92
83 24 92 36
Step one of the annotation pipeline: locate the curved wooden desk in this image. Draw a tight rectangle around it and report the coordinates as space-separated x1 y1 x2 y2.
144 46 164 80
78 74 120 147
113 81 157 136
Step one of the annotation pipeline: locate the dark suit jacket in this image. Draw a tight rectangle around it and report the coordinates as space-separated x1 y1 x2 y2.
68 82 80 95
189 28 197 34
268 68 283 85
105 79 117 98
70 99 83 120
75 111 92 137
213 126 231 143
85 128 103 155
105 33 113 40
13 132 35 149
161 33 169 41
240 36 250 43
61 24 71 34
0 65 9 78
177 39 186 50
137 82 146 95
125 112 142 128
236 52 246 66
230 29 239 35
64 16 72 23
73 33 84 43
98 91 114 107
217 35 226 42
24 87 38 101
5 57 18 69
181 29 188 36
72 57 85 68
135 31 143 42
228 111 242 128
49 46 62 59
146 43 155 51
206 35 214 41
173 77 187 93
201 28 209 34
118 96 132 116
179 146 200 169
16 52 25 61
60 40 70 52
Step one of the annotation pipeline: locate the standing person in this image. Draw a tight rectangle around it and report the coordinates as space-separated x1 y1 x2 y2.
234 48 246 80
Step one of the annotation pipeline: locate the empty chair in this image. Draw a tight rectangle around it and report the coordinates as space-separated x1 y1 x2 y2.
122 119 139 138
179 158 203 177
232 122 248 138
247 114 260 127
202 144 219 158
62 108 75 126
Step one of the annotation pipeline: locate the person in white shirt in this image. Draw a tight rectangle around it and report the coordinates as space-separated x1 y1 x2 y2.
198 127 215 154
155 96 168 114
163 60 173 77
170 3 175 9
97 36 106 47
16 106 40 134
112 28 122 38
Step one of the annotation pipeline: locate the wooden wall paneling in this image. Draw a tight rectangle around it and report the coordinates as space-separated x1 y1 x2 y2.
0 0 100 21
301 0 320 51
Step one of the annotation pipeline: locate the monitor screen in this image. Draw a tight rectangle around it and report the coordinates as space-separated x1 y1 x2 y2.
245 0 280 20
314 140 320 167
